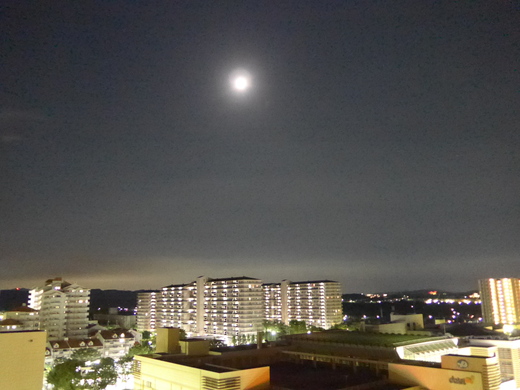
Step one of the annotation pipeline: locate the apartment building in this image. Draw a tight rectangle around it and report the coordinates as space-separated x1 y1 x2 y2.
263 283 283 323
0 305 39 331
204 276 263 339
139 276 264 341
29 277 90 340
158 282 197 333
44 329 137 364
46 338 104 363
263 280 342 329
479 278 520 325
95 329 137 359
136 291 159 331
138 276 342 341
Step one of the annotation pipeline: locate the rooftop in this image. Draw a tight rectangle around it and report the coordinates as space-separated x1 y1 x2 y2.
155 355 239 373
163 283 188 288
7 305 37 313
262 280 340 286
208 276 261 282
286 330 449 348
49 338 103 349
0 319 23 326
287 280 339 285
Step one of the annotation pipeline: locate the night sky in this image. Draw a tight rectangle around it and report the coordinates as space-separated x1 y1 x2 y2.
1 1 519 292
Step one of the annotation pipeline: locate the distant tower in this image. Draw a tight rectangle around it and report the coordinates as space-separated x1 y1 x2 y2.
29 277 90 340
479 278 520 325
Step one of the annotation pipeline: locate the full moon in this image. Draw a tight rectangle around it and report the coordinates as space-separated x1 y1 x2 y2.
232 75 250 91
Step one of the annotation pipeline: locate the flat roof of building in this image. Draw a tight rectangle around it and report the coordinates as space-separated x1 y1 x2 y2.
270 361 402 389
287 280 339 284
0 330 45 334
211 344 258 353
390 359 441 368
208 276 261 282
286 330 450 348
163 283 187 288
153 355 240 373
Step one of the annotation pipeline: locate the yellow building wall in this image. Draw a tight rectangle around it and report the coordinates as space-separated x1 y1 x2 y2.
0 330 46 390
376 322 407 334
180 339 210 355
156 327 180 354
389 363 483 390
391 313 425 330
135 355 270 390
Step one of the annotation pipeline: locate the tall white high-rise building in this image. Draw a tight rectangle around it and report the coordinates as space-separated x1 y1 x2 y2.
204 276 263 338
136 291 158 332
263 280 342 329
479 278 520 325
29 277 90 340
141 276 264 341
137 276 343 340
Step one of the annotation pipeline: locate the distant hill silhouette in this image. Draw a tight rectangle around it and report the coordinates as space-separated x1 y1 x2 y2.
0 288 140 316
343 290 478 300
0 289 30 311
89 289 138 315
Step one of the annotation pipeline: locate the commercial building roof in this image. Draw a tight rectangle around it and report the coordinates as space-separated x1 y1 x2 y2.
286 331 447 348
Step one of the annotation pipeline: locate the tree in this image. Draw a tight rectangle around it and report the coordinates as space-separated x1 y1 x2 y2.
330 322 349 330
47 360 83 390
83 357 118 390
308 325 325 332
47 356 117 390
127 342 154 357
209 338 226 349
288 320 308 334
141 330 157 349
116 339 156 385
263 320 289 340
117 355 134 383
